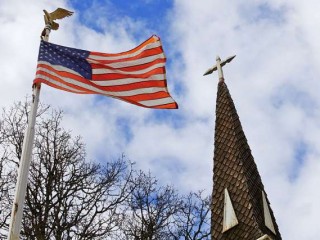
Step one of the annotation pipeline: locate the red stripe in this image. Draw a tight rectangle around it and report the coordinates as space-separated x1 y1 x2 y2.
90 36 159 57
120 91 173 102
154 102 179 109
36 66 94 91
37 64 85 81
36 70 96 93
89 47 164 64
91 58 165 73
34 78 87 94
97 80 167 92
91 67 165 80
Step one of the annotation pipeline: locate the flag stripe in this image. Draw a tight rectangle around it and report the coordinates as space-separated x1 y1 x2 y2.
91 74 166 86
151 102 178 109
88 53 165 69
139 97 176 107
122 91 173 102
91 68 165 81
37 61 83 77
88 47 164 64
35 78 154 108
89 37 161 60
36 78 86 94
36 75 174 104
36 71 170 97
91 61 165 75
35 75 176 108
37 65 167 91
38 64 166 86
34 35 178 109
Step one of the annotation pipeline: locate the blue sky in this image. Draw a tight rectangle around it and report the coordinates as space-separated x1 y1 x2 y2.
2 0 320 238
68 0 174 43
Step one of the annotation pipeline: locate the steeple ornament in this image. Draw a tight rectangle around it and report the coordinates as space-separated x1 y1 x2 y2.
203 55 236 82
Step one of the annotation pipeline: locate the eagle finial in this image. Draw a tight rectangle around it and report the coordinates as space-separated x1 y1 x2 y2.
43 8 74 30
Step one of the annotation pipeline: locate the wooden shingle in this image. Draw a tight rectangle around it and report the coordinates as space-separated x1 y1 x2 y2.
211 81 282 239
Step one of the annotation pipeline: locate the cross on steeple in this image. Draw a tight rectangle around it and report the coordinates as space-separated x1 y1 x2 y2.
204 57 282 239
203 55 236 82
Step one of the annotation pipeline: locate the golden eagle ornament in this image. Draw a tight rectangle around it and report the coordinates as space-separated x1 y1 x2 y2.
43 8 73 30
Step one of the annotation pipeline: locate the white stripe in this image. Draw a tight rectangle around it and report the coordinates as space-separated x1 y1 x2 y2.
88 41 161 61
36 72 169 97
139 97 175 107
91 74 165 86
88 53 165 69
92 62 164 75
37 61 82 77
35 75 85 94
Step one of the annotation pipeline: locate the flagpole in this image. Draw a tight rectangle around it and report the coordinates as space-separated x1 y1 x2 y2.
7 85 41 240
7 7 73 238
7 23 51 240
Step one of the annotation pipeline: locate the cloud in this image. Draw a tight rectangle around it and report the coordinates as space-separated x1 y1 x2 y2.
167 0 320 238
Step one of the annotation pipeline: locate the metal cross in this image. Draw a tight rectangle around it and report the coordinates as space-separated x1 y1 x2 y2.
203 55 236 82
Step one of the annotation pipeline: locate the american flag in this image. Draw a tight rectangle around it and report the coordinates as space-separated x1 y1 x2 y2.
34 35 178 109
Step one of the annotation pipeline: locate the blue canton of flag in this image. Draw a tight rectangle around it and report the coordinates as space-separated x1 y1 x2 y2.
38 41 92 79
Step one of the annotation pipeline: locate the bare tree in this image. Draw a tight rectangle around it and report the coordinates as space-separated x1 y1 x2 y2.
170 191 211 240
0 148 13 239
120 172 183 240
118 172 211 240
0 101 212 240
0 101 136 239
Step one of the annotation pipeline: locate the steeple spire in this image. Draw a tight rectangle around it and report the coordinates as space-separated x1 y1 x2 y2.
204 57 282 239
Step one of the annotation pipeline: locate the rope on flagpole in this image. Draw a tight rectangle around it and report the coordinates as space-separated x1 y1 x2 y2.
7 8 73 240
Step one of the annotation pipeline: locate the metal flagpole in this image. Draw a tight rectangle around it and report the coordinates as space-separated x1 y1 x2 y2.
6 26 50 240
7 8 73 240
7 85 41 240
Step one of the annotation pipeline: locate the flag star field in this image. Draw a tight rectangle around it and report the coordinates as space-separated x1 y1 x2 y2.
39 41 91 79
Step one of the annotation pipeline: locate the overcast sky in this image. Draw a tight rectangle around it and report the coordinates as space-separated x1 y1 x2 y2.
1 0 320 238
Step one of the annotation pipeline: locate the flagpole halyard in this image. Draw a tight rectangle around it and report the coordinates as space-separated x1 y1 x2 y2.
7 8 72 240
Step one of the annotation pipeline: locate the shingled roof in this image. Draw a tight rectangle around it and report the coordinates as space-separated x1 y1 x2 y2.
211 80 282 239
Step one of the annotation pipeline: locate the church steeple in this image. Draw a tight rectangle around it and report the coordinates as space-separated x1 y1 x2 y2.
205 57 282 239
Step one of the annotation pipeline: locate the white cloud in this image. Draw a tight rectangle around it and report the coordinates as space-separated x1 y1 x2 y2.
168 0 320 238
